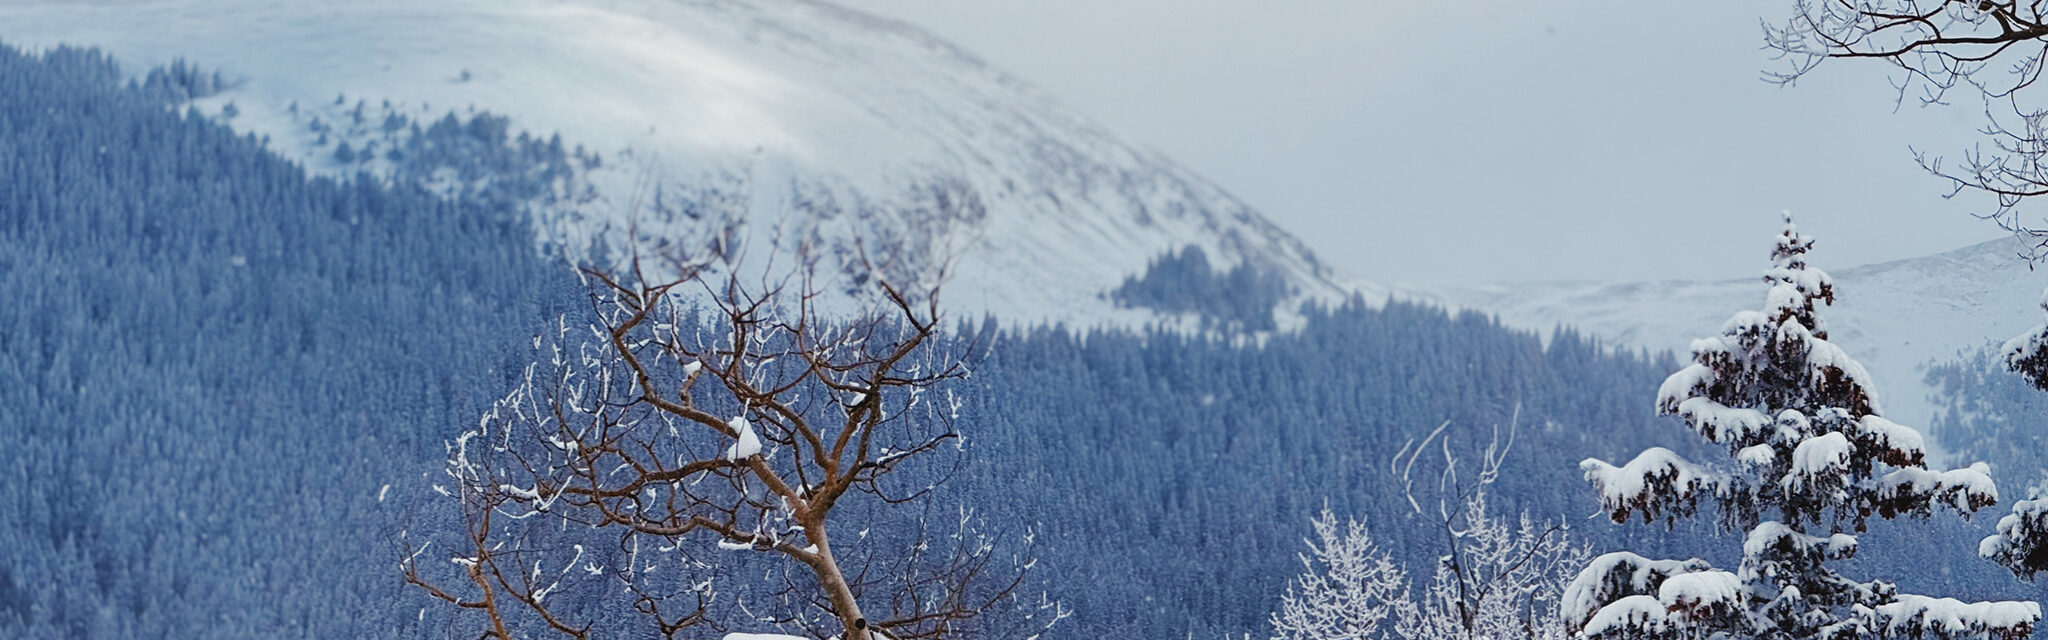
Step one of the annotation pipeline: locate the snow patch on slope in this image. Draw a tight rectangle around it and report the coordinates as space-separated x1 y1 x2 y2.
0 0 1362 326
1439 237 2048 460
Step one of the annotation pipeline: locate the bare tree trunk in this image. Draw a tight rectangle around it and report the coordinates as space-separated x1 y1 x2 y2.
806 520 870 640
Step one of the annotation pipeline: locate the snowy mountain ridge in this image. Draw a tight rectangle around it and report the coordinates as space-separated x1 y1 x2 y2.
9 0 2033 442
0 0 1361 325
1435 236 2048 458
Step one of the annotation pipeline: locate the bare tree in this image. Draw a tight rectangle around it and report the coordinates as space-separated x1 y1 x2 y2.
398 243 1059 640
1269 506 1409 640
1270 414 1587 640
1766 0 2048 256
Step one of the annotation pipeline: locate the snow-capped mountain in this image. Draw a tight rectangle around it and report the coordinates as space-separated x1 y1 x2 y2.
0 0 1358 324
1438 236 2048 456
20 0 2028 436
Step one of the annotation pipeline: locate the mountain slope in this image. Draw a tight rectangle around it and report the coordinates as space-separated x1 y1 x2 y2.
0 0 1359 324
1439 237 2048 455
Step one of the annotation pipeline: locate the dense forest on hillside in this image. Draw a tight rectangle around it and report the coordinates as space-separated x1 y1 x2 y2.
1109 246 1292 331
0 42 2034 640
947 306 1692 637
1930 348 2048 499
0 43 578 637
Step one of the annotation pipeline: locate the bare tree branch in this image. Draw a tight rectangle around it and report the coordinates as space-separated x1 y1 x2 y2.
1768 0 2048 260
400 237 1049 639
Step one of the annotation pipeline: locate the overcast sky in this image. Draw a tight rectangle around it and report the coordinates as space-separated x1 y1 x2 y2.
836 0 2015 286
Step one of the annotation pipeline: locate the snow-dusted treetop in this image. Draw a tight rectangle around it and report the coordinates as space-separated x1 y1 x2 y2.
1569 215 2036 640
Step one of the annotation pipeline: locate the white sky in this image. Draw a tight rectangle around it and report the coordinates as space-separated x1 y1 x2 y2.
836 0 2015 286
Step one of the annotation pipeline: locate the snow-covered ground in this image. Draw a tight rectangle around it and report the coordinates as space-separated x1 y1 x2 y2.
0 0 1359 326
1438 237 2048 461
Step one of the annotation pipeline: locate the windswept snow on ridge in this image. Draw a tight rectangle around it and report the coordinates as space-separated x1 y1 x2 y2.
0 0 1362 326
1438 237 2048 459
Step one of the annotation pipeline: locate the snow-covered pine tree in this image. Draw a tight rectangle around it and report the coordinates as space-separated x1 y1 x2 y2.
1981 288 2048 579
2004 289 2048 395
1566 215 2039 640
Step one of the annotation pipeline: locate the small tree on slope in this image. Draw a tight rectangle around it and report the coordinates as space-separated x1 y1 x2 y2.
1567 216 2039 640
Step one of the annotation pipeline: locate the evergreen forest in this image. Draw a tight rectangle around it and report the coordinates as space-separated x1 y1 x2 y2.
0 42 2037 639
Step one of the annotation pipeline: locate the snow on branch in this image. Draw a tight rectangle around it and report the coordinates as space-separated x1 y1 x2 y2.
1577 595 1670 638
1982 497 2048 579
1984 288 2048 579
1562 551 1711 636
1572 570 1743 639
1655 571 1742 623
1875 464 1999 517
1853 415 1925 468
1581 448 1717 525
1781 431 1851 496
1672 397 1769 445
2005 299 2048 393
1655 364 1716 416
1743 521 1856 565
1873 595 2040 640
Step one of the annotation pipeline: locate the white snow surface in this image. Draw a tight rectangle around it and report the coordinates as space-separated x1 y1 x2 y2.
1744 520 1856 561
1784 432 1852 491
1655 570 1740 611
0 0 1360 327
1857 415 1924 461
725 416 761 460
1578 595 1670 636
1737 444 1776 467
1439 237 2048 462
1874 595 2041 636
1880 463 1998 510
1581 447 1714 509
1563 551 1711 634
1674 396 1768 444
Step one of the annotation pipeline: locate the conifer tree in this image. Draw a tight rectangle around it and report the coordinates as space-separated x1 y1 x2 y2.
1567 215 2038 640
1980 289 2048 579
2000 289 2048 397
